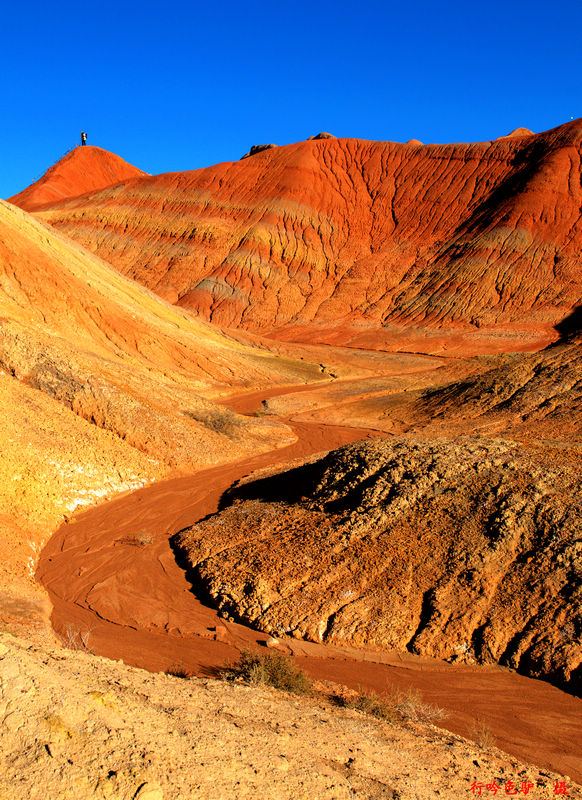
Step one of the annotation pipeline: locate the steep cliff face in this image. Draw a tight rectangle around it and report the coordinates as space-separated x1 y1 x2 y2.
176 437 582 694
34 120 582 353
7 146 147 211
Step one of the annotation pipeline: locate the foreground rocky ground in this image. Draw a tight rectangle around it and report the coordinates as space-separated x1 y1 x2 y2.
1 631 578 800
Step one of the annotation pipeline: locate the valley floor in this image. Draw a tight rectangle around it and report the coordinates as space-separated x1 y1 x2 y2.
34 382 582 786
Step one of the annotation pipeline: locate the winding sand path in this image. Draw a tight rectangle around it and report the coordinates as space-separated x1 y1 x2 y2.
37 392 582 782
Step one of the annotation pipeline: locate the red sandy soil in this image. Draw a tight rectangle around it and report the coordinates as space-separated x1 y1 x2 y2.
37 399 582 782
33 119 582 354
7 146 146 211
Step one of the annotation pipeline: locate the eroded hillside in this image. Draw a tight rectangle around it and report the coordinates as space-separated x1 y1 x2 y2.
0 199 323 613
32 120 582 353
260 327 582 445
176 437 582 694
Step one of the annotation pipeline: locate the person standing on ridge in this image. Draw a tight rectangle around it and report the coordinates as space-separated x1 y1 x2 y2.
81 131 87 146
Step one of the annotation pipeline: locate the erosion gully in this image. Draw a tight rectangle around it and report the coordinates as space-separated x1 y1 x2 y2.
37 384 582 782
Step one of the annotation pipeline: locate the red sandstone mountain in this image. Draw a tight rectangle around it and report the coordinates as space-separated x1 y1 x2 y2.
497 127 534 139
28 119 582 355
7 145 147 211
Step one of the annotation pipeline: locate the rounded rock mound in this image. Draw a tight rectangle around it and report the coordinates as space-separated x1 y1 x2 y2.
8 146 147 212
175 436 582 694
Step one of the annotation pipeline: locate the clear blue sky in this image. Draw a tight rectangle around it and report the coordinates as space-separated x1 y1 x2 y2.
2 0 580 198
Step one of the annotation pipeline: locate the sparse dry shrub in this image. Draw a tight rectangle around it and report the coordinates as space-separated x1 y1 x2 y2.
393 686 448 723
333 684 446 725
220 649 312 695
183 407 239 438
472 719 495 748
333 689 398 722
166 663 191 679
62 624 92 652
118 531 153 546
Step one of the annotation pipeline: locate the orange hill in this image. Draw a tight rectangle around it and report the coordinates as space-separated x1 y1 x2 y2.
32 119 582 355
0 197 325 608
7 145 147 212
0 198 314 470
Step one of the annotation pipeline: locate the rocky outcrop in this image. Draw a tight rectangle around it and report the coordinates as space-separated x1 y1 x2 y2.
176 437 582 694
7 146 147 211
33 118 582 354
241 143 278 158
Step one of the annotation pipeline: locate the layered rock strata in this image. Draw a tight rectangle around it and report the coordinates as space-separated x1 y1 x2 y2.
31 119 582 353
0 199 318 604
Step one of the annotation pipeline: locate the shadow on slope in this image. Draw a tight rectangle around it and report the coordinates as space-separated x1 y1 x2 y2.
554 304 582 343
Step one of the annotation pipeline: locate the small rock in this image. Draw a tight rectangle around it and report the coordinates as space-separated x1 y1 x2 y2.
241 143 277 159
265 636 280 648
133 782 163 800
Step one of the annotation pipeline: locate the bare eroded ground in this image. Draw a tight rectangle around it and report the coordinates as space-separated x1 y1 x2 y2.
36 393 582 784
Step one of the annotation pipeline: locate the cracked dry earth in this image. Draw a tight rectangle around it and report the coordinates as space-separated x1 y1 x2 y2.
1 632 579 800
176 437 582 694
